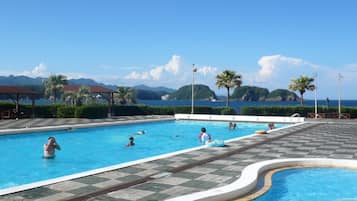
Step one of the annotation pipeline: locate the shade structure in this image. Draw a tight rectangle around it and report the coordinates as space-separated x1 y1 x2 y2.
63 85 115 116
0 86 37 119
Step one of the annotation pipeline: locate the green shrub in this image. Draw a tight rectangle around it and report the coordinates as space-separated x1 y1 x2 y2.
34 104 63 118
220 107 236 115
240 106 357 118
75 105 108 119
112 105 148 116
0 102 16 110
57 106 76 118
150 106 174 115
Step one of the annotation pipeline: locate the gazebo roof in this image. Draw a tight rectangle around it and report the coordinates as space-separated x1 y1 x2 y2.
63 85 114 93
0 86 37 94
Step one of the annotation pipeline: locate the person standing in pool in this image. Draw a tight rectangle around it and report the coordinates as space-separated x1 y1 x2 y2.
198 127 211 144
126 136 135 147
43 137 61 159
229 122 237 130
268 123 275 130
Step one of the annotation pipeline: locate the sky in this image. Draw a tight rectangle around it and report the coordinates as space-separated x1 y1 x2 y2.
0 0 357 99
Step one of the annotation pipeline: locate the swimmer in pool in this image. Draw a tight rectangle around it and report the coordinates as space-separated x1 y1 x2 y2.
135 130 146 135
43 137 61 159
229 122 237 130
126 136 135 147
268 123 275 130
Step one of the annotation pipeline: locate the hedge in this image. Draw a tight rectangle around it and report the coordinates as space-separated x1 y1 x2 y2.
34 104 64 118
112 105 149 116
0 102 236 119
57 106 76 118
75 105 108 119
240 106 357 118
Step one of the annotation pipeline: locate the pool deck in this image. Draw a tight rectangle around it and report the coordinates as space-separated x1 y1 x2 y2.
1 117 357 201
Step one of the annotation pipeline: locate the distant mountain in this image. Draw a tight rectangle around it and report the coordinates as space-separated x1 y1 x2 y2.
232 86 269 101
0 75 44 85
169 84 217 100
0 75 298 102
0 75 118 90
133 85 176 100
68 78 117 90
133 84 175 93
231 86 298 101
0 75 176 100
266 89 299 101
134 89 162 100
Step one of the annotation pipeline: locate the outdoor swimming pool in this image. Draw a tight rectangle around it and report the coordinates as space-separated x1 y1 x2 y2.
0 120 284 191
256 167 357 201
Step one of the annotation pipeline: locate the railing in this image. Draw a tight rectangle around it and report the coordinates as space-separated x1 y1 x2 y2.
307 112 351 119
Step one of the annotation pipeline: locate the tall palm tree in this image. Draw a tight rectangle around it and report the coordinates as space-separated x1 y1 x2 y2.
288 75 315 105
76 86 92 105
63 91 77 106
216 70 242 107
44 75 68 103
115 87 136 105
63 86 91 106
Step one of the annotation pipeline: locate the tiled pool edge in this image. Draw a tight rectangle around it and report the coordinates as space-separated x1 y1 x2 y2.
175 114 305 124
166 158 357 201
0 115 305 196
0 117 175 136
56 122 314 201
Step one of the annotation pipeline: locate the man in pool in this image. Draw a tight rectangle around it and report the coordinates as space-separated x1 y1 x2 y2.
229 122 237 130
127 136 135 147
43 137 61 159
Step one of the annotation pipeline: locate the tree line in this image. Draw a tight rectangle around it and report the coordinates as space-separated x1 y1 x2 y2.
43 72 315 108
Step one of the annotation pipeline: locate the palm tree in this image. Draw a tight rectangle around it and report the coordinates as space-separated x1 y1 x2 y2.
63 91 77 106
44 75 68 103
115 87 136 105
63 86 91 106
288 75 315 105
216 70 242 107
76 86 92 105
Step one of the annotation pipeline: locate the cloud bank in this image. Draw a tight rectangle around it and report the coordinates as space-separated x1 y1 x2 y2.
22 63 48 77
125 55 181 80
256 55 319 82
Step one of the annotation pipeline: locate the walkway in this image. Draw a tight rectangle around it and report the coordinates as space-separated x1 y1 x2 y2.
1 118 357 201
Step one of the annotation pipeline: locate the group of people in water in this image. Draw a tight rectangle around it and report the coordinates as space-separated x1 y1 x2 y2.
126 130 146 147
43 130 145 158
43 122 277 158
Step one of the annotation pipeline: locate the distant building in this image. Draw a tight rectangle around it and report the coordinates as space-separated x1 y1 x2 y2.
161 94 170 100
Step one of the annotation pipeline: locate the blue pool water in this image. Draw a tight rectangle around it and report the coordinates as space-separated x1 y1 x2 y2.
0 120 284 190
255 168 357 201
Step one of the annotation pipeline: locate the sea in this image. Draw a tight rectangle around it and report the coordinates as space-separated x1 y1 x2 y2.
16 99 357 113
137 99 357 113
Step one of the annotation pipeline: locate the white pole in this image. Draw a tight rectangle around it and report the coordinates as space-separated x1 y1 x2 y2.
313 73 318 118
191 64 196 114
338 73 343 118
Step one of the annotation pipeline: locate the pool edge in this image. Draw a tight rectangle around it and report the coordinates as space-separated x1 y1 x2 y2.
0 115 304 196
166 158 357 201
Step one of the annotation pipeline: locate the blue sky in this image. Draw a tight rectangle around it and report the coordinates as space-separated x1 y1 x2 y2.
1 0 357 99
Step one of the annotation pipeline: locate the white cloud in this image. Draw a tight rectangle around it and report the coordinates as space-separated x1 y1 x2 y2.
251 54 357 99
22 63 48 77
197 66 217 75
164 55 181 74
257 55 311 81
124 55 182 81
124 71 150 80
149 66 164 80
